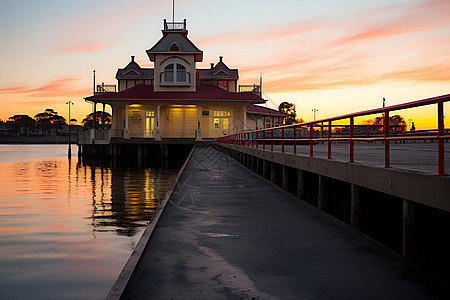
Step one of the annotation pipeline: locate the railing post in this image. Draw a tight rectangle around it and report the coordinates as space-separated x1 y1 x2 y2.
271 129 274 152
263 130 266 150
437 100 445 175
310 123 314 157
256 131 258 149
384 111 390 168
327 121 332 159
321 123 324 145
350 117 354 163
282 128 285 153
252 132 254 148
293 126 297 155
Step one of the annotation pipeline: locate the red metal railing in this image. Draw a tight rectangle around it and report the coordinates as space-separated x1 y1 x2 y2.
217 94 450 175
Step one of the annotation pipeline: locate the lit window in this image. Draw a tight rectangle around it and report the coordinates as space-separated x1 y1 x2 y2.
223 119 229 130
213 110 231 117
214 118 220 128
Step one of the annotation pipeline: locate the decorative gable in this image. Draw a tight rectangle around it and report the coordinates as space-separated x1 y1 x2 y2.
213 70 231 77
122 69 142 76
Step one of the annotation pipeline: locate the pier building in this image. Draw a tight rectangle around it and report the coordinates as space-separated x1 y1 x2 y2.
79 19 285 149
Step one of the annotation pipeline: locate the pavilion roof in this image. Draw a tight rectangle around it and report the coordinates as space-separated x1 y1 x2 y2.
86 84 265 104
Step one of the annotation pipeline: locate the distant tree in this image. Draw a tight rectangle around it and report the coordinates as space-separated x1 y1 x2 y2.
34 109 66 125
7 114 36 135
34 108 67 135
278 102 296 125
359 114 407 132
295 117 305 124
82 112 112 128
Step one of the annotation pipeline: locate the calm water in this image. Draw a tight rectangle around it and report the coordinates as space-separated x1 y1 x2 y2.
0 145 178 299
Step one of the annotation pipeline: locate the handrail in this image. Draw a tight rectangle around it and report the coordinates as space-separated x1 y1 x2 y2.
217 94 450 175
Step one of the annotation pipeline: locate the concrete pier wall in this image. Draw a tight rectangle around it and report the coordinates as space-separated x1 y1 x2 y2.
215 142 450 286
78 142 194 168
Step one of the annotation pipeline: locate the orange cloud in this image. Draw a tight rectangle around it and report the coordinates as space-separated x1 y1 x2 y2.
334 0 450 46
0 77 90 98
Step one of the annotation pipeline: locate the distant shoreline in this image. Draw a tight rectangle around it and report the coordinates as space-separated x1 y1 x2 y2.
0 136 74 144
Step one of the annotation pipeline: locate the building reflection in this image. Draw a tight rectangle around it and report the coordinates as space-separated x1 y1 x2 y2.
75 159 177 237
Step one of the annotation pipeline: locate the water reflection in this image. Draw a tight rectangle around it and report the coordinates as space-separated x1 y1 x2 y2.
0 145 178 300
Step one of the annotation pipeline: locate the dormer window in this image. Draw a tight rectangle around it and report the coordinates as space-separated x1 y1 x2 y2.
176 64 186 82
162 63 188 83
164 64 174 82
169 43 180 51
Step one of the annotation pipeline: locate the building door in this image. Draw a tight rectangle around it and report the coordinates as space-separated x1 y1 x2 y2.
145 110 155 137
211 110 231 137
167 106 197 138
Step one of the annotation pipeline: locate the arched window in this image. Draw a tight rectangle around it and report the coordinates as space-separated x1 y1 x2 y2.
164 64 174 82
176 64 186 82
169 43 180 51
163 62 188 83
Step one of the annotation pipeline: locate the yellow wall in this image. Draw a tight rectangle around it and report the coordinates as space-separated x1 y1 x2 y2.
166 105 198 138
110 103 248 139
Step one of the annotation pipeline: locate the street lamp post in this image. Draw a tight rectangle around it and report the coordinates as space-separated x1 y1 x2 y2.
312 108 318 121
66 101 74 158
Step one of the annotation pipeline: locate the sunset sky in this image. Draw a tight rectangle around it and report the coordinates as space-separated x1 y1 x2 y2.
1 0 449 129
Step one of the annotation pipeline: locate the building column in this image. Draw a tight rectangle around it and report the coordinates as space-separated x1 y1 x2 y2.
155 105 161 141
93 102 97 130
124 104 130 139
102 103 106 130
196 105 202 141
243 106 248 131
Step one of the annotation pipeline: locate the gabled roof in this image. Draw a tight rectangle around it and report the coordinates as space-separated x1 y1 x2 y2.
146 33 203 62
198 57 239 80
115 57 154 80
86 84 265 104
247 104 288 117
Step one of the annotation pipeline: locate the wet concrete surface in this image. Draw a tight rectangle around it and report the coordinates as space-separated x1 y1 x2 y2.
268 142 449 174
122 146 447 299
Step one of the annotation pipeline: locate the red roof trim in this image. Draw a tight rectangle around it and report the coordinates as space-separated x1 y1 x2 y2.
86 85 265 103
247 104 288 116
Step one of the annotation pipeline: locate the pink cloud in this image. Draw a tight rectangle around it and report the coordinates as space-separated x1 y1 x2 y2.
0 77 90 98
195 29 244 47
56 43 106 55
248 21 322 42
334 0 450 46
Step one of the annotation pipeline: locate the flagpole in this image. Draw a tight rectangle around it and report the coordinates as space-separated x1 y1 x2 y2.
172 0 175 23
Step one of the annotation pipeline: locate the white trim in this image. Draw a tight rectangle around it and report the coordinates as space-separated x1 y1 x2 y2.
122 69 142 76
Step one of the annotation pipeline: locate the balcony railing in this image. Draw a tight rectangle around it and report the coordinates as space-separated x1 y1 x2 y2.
96 84 116 93
164 19 186 31
239 84 261 95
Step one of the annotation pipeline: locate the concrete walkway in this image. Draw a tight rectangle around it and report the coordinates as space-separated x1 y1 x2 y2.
122 146 445 299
